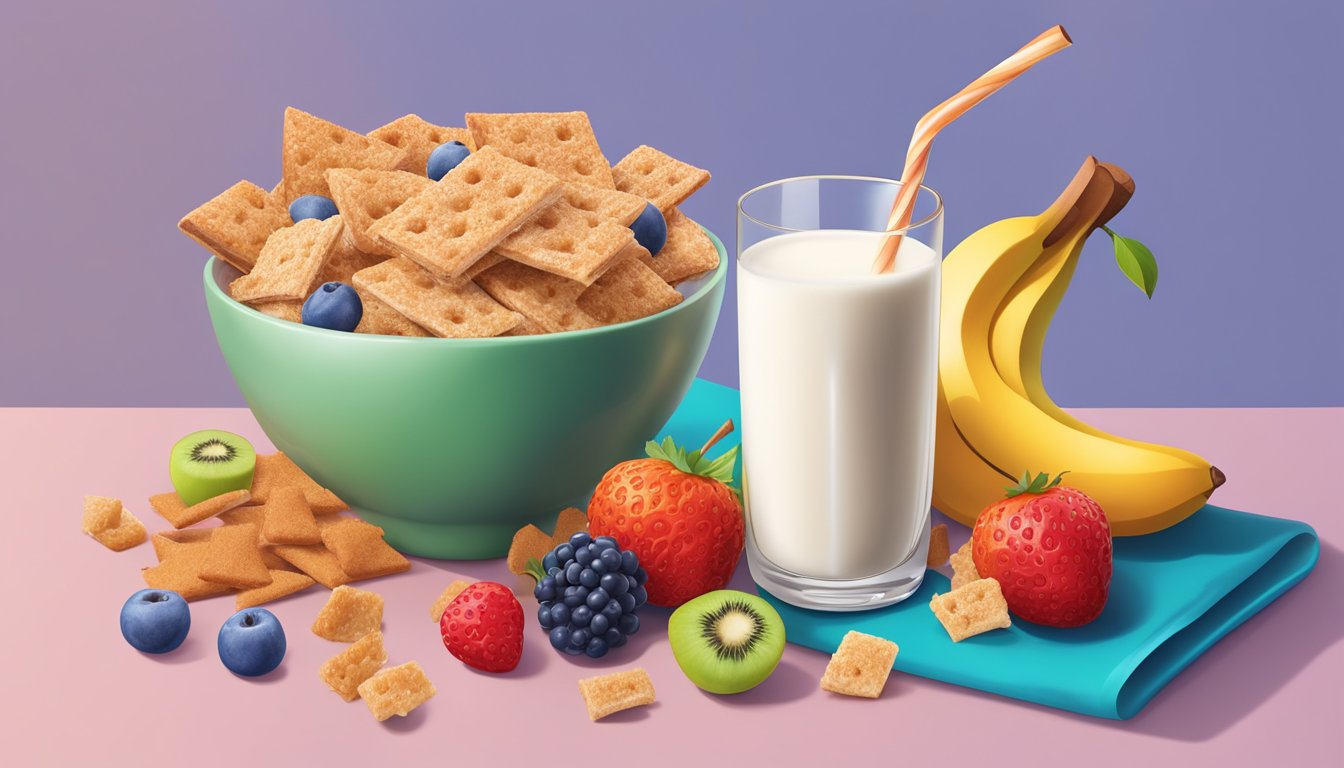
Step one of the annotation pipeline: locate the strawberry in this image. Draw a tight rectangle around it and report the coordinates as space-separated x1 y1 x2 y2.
439 581 524 673
587 420 743 608
971 471 1112 628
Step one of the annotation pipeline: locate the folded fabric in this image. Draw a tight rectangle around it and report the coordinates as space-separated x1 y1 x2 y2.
661 378 1320 719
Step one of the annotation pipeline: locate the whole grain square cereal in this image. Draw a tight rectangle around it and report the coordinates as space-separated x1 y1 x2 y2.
475 260 598 334
82 496 123 536
645 209 719 285
610 145 710 214
507 525 554 576
198 523 273 589
229 216 344 303
93 510 147 552
249 300 303 323
466 112 616 188
368 114 476 174
354 293 431 337
247 452 347 513
142 542 233 601
926 523 950 568
367 146 563 279
561 182 648 226
149 489 251 530
493 199 633 285
576 245 682 325
281 107 407 202
317 228 386 285
151 528 215 562
949 540 980 590
260 486 322 546
312 585 384 642
819 631 899 699
236 569 316 610
929 577 1012 642
271 543 350 589
429 580 471 622
178 180 291 273
502 317 546 336
325 168 433 257
577 668 656 721
319 518 411 581
320 630 388 701
353 257 522 338
358 661 436 722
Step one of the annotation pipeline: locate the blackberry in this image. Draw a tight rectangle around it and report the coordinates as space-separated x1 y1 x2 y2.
529 532 647 658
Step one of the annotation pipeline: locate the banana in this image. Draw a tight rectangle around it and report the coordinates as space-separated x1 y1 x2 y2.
933 158 1223 536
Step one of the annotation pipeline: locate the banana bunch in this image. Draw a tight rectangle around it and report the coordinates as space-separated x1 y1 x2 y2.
933 157 1224 536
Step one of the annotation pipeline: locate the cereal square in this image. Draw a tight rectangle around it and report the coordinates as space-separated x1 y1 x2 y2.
247 453 346 513
261 486 322 546
610 145 710 214
429 580 471 622
358 661 436 721
82 496 123 536
368 113 475 174
198 523 273 589
319 519 411 581
142 539 232 601
926 523 950 568
576 245 682 325
326 168 433 257
507 525 554 576
317 228 386 285
820 631 899 698
320 630 388 702
475 260 598 334
466 111 615 187
236 570 316 610
178 180 291 273
354 293 431 337
93 509 147 552
949 540 980 590
353 257 521 338
577 668 656 721
281 107 407 202
270 543 350 589
229 216 344 303
645 209 719 285
560 182 647 226
493 199 633 285
312 585 384 642
929 577 1013 642
149 489 251 530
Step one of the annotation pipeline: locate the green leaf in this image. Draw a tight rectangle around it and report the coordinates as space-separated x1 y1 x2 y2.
523 557 547 584
1103 226 1158 298
644 439 667 462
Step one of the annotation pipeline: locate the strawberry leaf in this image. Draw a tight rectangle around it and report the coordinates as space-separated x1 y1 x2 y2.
643 433 739 492
523 557 546 584
1006 470 1069 497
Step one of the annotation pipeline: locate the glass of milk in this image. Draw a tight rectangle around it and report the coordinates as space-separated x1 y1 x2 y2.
737 176 943 611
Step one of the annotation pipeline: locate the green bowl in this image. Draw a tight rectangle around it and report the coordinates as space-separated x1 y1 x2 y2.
203 231 727 559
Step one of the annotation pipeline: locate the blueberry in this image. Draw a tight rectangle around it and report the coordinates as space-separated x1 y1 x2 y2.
217 608 286 677
591 557 607 574
426 141 471 181
631 585 648 608
575 546 594 566
534 576 557 603
586 588 609 611
598 548 622 571
549 603 571 626
579 568 599 588
547 566 562 579
620 550 639 574
538 604 555 630
542 551 559 571
594 536 619 550
563 589 583 608
571 605 593 627
565 562 583 585
630 202 667 256
570 532 593 548
119 589 190 654
301 282 363 332
618 613 640 636
555 544 574 563
574 586 590 603
549 626 571 651
588 613 610 637
633 567 649 586
600 572 628 597
617 593 637 613
585 638 610 659
288 194 339 222
605 628 627 648
569 628 592 648
601 600 623 620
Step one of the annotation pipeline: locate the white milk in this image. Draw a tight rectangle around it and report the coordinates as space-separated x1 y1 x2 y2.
738 230 939 580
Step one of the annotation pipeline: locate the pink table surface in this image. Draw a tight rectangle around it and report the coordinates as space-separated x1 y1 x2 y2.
3 406 1338 765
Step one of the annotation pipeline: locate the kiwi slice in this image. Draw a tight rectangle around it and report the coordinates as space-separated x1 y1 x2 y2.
668 590 785 694
169 430 256 506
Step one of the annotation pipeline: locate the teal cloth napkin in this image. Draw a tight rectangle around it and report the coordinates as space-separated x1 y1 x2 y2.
661 378 1320 719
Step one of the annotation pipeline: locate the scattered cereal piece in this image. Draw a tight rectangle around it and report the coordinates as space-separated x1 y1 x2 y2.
319 519 411 581
466 111 615 188
236 570 316 610
550 507 588 550
312 585 384 642
493 199 633 285
229 216 345 303
198 523 273 589
367 146 563 280
261 486 322 546
358 661 436 722
644 209 719 285
326 168 434 257
82 496 123 536
578 668 656 721
577 245 683 325
429 580 471 622
281 107 407 203
353 257 523 338
320 630 388 702
149 489 251 530
926 523 950 568
93 508 148 552
178 180 290 273
611 145 710 214
151 528 215 562
929 577 1013 642
507 525 554 577
142 540 232 601
368 113 475 174
950 540 979 590
820 631 899 699
475 260 599 334
247 453 347 513
271 543 350 589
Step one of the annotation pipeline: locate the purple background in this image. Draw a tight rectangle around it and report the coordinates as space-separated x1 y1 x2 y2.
2 1 1340 407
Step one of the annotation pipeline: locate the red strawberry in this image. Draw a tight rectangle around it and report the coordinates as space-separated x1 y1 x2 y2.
971 471 1112 628
588 420 743 607
439 581 523 672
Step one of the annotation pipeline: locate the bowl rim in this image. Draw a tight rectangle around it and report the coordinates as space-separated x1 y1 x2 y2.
204 226 728 345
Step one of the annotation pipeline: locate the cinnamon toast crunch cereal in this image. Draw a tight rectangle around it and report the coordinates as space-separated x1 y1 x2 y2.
611 145 710 214
820 631 899 699
466 111 615 187
320 630 388 701
281 107 407 202
429 580 470 622
578 668 656 721
358 661 436 721
178 180 290 273
929 577 1012 642
312 585 384 642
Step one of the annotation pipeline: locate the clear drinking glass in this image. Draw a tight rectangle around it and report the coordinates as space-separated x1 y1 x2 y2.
737 176 944 611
